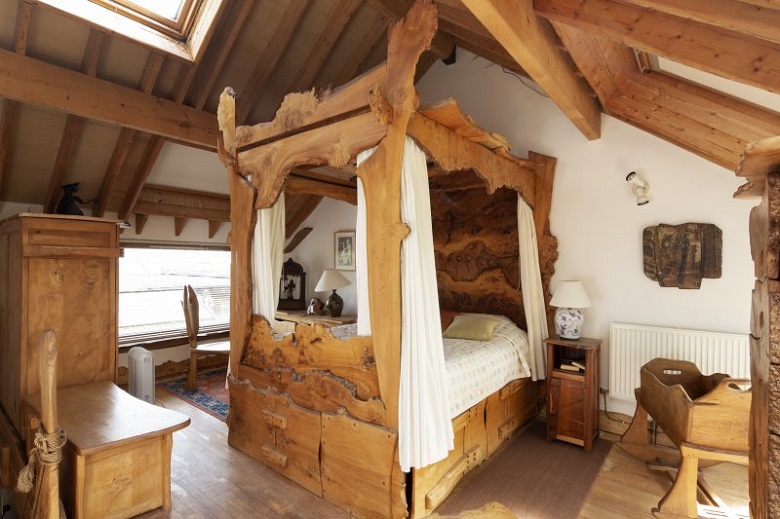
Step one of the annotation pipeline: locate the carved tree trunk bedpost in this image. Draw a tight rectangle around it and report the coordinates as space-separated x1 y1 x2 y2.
359 0 438 430
218 89 256 379
530 151 558 335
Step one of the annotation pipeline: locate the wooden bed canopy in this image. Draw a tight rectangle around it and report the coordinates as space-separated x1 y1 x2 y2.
217 1 558 517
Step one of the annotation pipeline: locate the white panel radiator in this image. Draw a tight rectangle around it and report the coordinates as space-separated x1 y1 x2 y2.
608 322 750 404
128 346 155 404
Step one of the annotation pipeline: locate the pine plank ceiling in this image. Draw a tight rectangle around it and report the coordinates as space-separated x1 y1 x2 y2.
0 0 779 239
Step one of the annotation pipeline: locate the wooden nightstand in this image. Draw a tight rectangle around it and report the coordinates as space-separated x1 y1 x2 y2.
544 336 601 452
275 310 356 328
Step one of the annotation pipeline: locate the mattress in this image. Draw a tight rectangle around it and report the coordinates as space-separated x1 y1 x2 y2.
330 314 532 418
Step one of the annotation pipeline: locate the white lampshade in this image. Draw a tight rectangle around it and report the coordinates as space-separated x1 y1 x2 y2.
550 281 591 309
315 269 350 292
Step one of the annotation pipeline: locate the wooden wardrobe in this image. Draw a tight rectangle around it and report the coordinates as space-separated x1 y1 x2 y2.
0 213 120 446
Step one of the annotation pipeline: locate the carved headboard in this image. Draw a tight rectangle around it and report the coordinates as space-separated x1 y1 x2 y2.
430 170 525 330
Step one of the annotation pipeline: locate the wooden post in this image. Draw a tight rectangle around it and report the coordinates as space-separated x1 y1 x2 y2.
37 329 61 519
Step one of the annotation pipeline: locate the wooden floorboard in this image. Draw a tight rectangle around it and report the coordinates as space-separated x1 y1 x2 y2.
141 391 749 519
578 438 749 519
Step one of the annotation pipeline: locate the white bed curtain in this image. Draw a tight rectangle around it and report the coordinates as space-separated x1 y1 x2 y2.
517 197 549 380
355 150 373 336
398 136 454 472
252 195 288 331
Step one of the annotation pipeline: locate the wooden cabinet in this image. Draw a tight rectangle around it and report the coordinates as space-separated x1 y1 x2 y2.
545 336 601 451
0 213 120 436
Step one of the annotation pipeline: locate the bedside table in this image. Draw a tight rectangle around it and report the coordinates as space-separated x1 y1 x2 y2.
275 310 356 328
544 336 601 452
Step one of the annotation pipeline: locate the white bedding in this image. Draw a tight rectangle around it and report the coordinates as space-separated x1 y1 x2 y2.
330 313 532 418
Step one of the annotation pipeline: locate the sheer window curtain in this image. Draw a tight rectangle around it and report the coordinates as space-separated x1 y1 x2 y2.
398 137 454 471
251 195 290 332
355 149 372 335
517 197 549 380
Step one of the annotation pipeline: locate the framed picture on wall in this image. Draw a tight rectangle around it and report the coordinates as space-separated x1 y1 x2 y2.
334 230 356 271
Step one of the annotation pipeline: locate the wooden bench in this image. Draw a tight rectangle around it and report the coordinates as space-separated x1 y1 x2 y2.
25 381 190 519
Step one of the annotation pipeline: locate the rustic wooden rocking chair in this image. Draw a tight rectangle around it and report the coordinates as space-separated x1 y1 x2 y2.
181 285 230 391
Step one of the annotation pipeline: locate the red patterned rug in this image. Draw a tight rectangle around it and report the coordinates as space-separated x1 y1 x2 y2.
157 369 229 421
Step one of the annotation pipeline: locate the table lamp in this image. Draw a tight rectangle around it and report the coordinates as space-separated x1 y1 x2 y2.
550 281 591 339
314 269 351 317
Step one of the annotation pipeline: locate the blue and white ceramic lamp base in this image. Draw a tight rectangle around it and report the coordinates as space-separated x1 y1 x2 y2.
554 307 584 340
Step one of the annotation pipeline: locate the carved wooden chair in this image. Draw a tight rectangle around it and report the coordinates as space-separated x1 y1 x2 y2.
181 285 230 391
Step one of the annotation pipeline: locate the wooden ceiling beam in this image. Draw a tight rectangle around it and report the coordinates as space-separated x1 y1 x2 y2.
133 184 230 221
190 0 255 110
117 0 237 222
238 0 309 124
535 0 780 95
285 176 357 205
436 18 523 73
0 0 34 195
606 70 780 170
93 127 134 217
331 13 390 88
94 50 166 217
14 0 33 54
285 195 323 240
43 116 84 213
461 0 601 140
619 0 780 47
118 135 165 221
0 49 219 147
287 0 364 95
550 23 638 106
44 29 108 213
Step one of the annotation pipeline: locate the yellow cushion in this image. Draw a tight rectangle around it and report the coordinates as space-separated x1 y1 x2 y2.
443 314 500 341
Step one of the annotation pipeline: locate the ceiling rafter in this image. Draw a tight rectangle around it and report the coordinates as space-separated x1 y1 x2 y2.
461 0 602 140
0 49 219 146
436 18 522 73
550 23 637 107
189 0 255 110
555 24 780 170
117 1 243 221
534 0 780 96
238 0 310 125
43 29 108 213
328 11 391 88
286 0 364 97
94 51 165 217
0 0 34 195
618 0 780 47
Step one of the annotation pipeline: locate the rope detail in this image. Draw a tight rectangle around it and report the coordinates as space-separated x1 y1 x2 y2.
16 428 67 494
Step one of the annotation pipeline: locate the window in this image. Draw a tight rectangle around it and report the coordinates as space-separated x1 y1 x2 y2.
119 246 230 345
38 0 224 61
91 0 197 40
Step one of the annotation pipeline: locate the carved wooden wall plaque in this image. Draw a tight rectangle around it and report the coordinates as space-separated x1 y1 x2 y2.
642 223 722 289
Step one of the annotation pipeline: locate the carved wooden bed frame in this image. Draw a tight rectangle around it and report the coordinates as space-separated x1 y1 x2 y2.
216 2 558 517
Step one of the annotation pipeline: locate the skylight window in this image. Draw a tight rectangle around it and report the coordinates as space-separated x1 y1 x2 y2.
38 0 224 62
122 0 185 21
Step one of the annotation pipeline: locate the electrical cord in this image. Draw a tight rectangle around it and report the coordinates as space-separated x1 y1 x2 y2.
601 390 630 425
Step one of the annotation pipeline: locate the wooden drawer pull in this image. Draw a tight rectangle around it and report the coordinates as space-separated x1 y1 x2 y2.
262 409 287 429
261 445 288 468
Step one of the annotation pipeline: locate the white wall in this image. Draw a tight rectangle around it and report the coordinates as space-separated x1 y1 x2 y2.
416 52 757 394
288 197 358 316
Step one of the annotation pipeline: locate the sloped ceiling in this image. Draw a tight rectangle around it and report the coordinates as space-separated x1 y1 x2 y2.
0 0 778 239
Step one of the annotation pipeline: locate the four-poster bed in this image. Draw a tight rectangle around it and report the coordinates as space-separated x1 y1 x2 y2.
217 2 558 517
